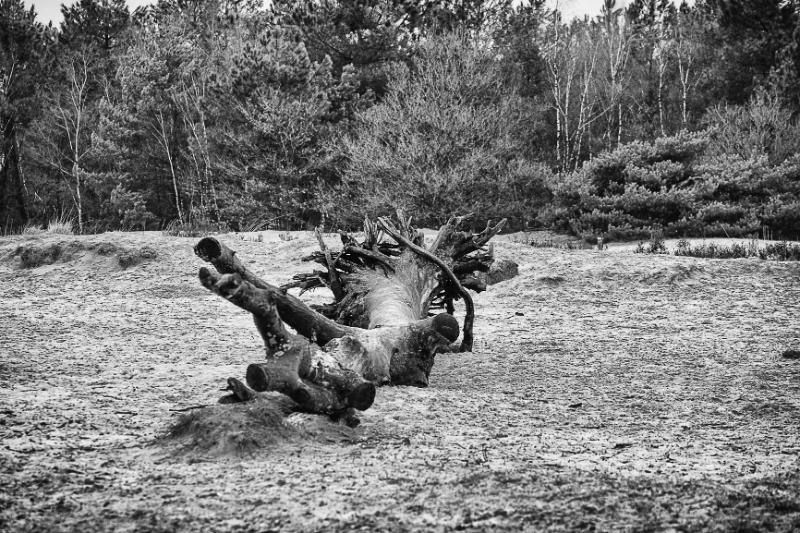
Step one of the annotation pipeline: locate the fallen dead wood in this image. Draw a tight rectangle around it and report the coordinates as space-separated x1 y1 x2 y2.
193 212 513 426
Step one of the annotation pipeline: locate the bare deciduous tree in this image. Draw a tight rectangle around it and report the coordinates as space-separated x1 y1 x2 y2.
33 50 95 233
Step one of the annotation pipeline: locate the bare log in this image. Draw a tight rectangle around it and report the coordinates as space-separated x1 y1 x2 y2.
198 266 374 415
195 237 349 344
199 268 290 353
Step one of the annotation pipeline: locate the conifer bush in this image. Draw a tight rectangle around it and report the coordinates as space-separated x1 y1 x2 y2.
329 32 550 230
542 131 800 240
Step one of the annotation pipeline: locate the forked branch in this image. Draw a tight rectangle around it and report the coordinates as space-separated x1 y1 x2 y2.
195 237 350 344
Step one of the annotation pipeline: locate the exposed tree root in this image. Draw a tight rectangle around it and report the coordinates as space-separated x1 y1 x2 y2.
193 212 510 422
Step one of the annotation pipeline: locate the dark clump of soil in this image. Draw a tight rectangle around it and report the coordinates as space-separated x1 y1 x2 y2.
15 242 72 268
117 245 158 268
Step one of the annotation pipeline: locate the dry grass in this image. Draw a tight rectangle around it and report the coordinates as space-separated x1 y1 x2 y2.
635 235 800 260
16 216 75 236
45 217 74 235
20 225 46 236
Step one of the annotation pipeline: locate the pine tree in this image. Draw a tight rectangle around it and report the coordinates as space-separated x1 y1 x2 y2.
0 0 50 229
699 0 798 105
60 0 129 52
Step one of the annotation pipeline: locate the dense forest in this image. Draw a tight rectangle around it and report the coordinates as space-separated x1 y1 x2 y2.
1 0 799 239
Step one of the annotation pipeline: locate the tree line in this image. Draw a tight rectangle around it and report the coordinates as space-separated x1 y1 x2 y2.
1 0 799 239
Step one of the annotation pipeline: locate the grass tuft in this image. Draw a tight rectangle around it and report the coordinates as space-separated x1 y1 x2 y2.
163 217 229 238
21 224 45 235
46 217 74 235
635 233 668 255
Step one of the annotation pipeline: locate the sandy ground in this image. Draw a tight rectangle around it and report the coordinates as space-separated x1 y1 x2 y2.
1 230 799 532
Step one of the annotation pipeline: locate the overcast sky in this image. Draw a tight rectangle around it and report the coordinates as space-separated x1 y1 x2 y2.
27 0 625 26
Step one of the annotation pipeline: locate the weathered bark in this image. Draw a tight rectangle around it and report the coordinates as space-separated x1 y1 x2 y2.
195 237 348 344
195 213 509 422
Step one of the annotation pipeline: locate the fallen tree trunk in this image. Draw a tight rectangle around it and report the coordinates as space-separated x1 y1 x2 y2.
195 212 508 425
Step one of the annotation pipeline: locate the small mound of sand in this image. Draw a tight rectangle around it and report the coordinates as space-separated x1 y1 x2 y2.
164 395 358 457
10 241 158 270
639 264 705 285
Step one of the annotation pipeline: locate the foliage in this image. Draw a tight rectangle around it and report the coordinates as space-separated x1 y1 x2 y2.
697 0 798 106
7 0 800 234
673 238 756 259
634 232 668 254
331 32 550 229
690 154 800 238
59 0 129 54
636 235 800 261
704 90 800 165
222 25 371 230
674 238 800 261
0 0 51 229
543 130 800 240
541 132 707 240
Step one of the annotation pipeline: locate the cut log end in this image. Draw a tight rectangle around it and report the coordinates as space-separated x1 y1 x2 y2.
246 363 277 392
194 237 222 261
432 313 460 342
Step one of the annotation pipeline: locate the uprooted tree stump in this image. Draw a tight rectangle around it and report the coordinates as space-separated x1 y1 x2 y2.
194 213 509 427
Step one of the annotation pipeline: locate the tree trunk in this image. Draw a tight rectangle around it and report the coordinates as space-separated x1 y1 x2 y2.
0 118 28 229
72 162 83 234
194 213 508 424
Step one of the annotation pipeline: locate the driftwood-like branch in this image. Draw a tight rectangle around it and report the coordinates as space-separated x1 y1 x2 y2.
452 219 508 260
363 217 383 249
429 213 475 255
199 268 290 353
195 237 349 345
315 228 344 300
343 245 395 273
428 214 507 261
